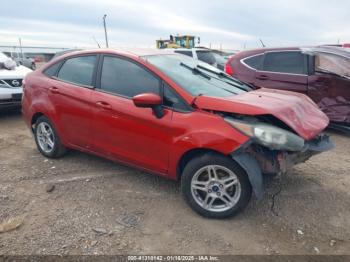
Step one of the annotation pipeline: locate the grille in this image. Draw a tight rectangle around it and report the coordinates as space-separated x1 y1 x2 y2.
0 79 23 88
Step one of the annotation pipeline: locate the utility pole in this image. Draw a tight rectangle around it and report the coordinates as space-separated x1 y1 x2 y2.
103 14 109 48
19 38 23 58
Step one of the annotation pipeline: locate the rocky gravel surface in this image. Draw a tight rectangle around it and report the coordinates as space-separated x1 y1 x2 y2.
0 110 349 255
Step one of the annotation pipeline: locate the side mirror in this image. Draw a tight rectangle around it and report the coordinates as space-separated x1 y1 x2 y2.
133 93 164 118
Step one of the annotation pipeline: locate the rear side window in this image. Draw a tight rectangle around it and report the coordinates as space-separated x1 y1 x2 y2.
43 62 62 77
100 56 160 97
174 50 193 57
262 51 307 74
242 54 263 69
196 51 216 65
57 56 96 86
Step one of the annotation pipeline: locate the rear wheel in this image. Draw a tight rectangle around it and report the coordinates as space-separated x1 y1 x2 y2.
34 116 67 158
181 153 252 218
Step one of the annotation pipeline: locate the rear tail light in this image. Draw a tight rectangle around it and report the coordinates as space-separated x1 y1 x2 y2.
225 61 234 75
225 56 235 75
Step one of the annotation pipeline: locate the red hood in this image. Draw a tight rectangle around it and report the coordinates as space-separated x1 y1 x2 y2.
194 88 329 140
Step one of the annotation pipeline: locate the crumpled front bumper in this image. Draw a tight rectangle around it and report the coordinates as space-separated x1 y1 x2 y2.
231 134 333 199
278 134 333 173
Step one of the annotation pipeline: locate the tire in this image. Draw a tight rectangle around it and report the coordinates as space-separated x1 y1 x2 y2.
181 152 252 219
34 116 67 158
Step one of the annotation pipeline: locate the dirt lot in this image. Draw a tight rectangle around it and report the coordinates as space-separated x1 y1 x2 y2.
0 110 349 255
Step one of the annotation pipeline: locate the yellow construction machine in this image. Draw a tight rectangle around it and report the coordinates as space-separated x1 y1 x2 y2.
156 35 198 49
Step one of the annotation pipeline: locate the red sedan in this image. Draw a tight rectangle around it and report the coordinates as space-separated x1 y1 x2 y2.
22 49 332 218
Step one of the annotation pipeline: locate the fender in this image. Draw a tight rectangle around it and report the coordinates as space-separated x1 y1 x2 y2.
231 152 264 199
169 130 249 179
167 110 250 179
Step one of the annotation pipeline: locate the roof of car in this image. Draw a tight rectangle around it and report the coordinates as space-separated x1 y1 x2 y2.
61 48 176 58
174 48 211 52
234 46 350 59
302 46 350 59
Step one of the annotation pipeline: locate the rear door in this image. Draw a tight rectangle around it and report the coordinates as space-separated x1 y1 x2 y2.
91 55 173 174
254 51 309 93
48 55 97 148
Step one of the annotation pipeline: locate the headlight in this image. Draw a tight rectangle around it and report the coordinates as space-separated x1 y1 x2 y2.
225 117 305 151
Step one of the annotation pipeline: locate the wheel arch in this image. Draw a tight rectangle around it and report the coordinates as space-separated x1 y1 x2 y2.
176 148 227 180
31 112 45 127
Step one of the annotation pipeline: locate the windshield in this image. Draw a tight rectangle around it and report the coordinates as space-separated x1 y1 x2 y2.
315 53 350 78
145 54 248 97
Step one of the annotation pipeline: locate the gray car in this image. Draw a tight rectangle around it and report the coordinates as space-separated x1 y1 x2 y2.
8 52 36 70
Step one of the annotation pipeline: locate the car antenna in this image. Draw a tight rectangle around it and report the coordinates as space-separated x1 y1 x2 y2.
92 36 101 48
259 38 266 47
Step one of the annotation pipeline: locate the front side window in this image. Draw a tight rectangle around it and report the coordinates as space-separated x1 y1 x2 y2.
57 56 96 86
100 56 160 97
163 83 190 111
315 53 350 78
262 51 307 74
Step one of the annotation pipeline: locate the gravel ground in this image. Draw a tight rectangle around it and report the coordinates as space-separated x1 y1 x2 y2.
0 110 349 255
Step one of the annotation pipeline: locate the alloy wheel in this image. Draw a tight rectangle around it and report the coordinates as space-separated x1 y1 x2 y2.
191 165 242 212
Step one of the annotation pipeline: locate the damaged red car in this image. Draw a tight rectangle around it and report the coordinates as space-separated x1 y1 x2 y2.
225 46 350 132
22 49 332 218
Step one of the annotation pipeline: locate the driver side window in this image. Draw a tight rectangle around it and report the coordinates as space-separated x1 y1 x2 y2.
100 56 160 97
163 83 191 112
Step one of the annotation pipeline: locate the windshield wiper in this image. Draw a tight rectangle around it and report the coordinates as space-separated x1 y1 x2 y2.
180 62 211 80
316 68 350 80
196 64 251 91
180 62 240 95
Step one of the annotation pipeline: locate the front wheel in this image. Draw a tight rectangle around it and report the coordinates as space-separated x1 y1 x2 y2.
181 153 252 219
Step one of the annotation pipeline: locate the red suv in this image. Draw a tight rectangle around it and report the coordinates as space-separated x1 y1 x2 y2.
225 46 350 131
22 49 332 218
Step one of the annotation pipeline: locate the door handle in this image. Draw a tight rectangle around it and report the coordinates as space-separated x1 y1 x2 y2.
256 75 269 80
96 101 112 110
49 86 60 94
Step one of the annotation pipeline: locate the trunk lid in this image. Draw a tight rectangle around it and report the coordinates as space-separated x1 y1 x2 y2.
194 88 329 140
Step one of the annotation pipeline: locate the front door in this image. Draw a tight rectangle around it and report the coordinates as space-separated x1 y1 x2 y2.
308 52 350 123
91 55 173 174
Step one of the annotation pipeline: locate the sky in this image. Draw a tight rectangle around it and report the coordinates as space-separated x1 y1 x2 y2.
0 0 349 50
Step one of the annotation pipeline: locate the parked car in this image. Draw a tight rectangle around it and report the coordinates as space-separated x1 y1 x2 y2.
22 49 332 218
51 49 83 60
174 48 218 68
0 52 32 110
7 52 36 70
225 46 350 131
